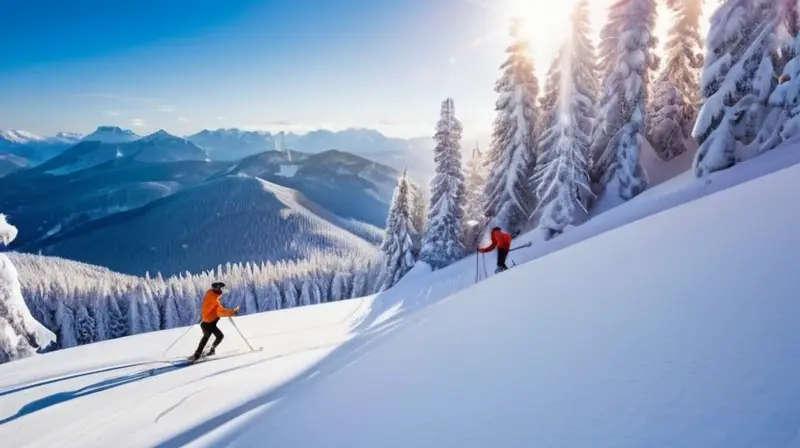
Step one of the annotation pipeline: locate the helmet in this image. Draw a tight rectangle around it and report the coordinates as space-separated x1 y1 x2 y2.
491 226 501 232
211 281 226 290
779 73 791 85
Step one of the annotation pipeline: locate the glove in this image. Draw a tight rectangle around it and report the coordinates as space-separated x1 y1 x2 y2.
234 307 240 315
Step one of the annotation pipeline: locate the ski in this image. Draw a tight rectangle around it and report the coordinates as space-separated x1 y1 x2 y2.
150 347 264 374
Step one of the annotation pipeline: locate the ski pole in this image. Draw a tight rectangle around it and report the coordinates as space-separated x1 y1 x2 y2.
475 251 480 283
162 323 196 357
509 242 532 252
228 317 256 351
509 256 517 267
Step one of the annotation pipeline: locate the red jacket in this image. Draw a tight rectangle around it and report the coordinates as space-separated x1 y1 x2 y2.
478 229 511 253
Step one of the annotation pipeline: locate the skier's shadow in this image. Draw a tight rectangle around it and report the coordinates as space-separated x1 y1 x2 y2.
0 360 157 398
0 364 177 425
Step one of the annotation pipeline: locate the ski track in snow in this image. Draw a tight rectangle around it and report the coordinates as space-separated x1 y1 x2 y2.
1 143 800 446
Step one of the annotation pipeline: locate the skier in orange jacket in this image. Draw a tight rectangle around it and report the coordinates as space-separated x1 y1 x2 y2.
478 226 512 273
191 281 239 361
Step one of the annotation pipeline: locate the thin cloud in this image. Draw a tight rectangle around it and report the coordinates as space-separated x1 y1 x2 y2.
80 93 160 105
130 118 146 127
157 105 176 112
449 57 457 64
178 116 190 123
105 110 123 117
216 116 226 121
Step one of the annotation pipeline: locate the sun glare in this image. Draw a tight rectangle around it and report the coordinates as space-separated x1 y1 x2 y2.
499 0 720 79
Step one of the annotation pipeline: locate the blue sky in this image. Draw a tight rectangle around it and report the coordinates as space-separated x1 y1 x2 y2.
0 0 523 140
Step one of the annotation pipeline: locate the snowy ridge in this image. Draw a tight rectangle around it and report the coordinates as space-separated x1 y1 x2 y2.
0 130 44 144
1 144 799 446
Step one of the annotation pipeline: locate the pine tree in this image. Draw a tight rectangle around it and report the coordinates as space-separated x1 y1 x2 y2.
591 0 659 200
692 0 780 176
775 0 800 73
54 302 77 349
483 19 541 235
533 0 598 238
379 171 417 290
463 143 488 250
74 304 96 346
419 98 467 269
407 178 427 257
646 0 704 161
106 294 128 339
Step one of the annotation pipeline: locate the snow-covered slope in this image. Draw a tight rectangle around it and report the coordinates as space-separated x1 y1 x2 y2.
1 160 230 249
30 175 380 276
1 143 798 446
0 154 28 177
222 149 399 230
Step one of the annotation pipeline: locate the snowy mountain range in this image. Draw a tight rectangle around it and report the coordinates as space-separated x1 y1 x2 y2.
0 126 435 182
0 130 85 167
0 127 399 275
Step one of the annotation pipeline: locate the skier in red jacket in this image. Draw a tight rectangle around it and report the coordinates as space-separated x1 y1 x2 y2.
478 226 512 273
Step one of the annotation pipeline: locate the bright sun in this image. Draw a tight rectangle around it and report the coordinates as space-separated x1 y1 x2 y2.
498 0 718 78
503 0 601 72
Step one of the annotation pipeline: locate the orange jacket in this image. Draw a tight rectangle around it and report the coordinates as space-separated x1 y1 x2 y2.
478 229 512 253
201 289 237 323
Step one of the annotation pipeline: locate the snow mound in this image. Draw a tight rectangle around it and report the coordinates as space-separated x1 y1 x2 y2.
0 214 18 246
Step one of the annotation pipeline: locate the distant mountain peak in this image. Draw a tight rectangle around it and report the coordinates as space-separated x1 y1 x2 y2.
83 126 140 144
142 129 176 141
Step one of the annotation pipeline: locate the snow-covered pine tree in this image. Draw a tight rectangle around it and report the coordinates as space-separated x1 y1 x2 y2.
106 294 128 339
483 19 540 235
532 0 598 238
692 0 780 176
330 272 349 301
419 98 467 269
54 301 77 349
759 33 800 152
379 170 417 290
645 0 704 160
463 143 488 250
74 304 96 346
591 0 659 200
408 178 427 257
0 214 55 362
775 0 800 73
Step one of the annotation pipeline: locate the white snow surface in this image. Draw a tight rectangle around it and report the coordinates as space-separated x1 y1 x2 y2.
2 145 800 446
274 164 298 177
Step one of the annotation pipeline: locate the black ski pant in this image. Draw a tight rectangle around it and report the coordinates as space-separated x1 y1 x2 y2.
497 248 509 271
194 318 224 357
